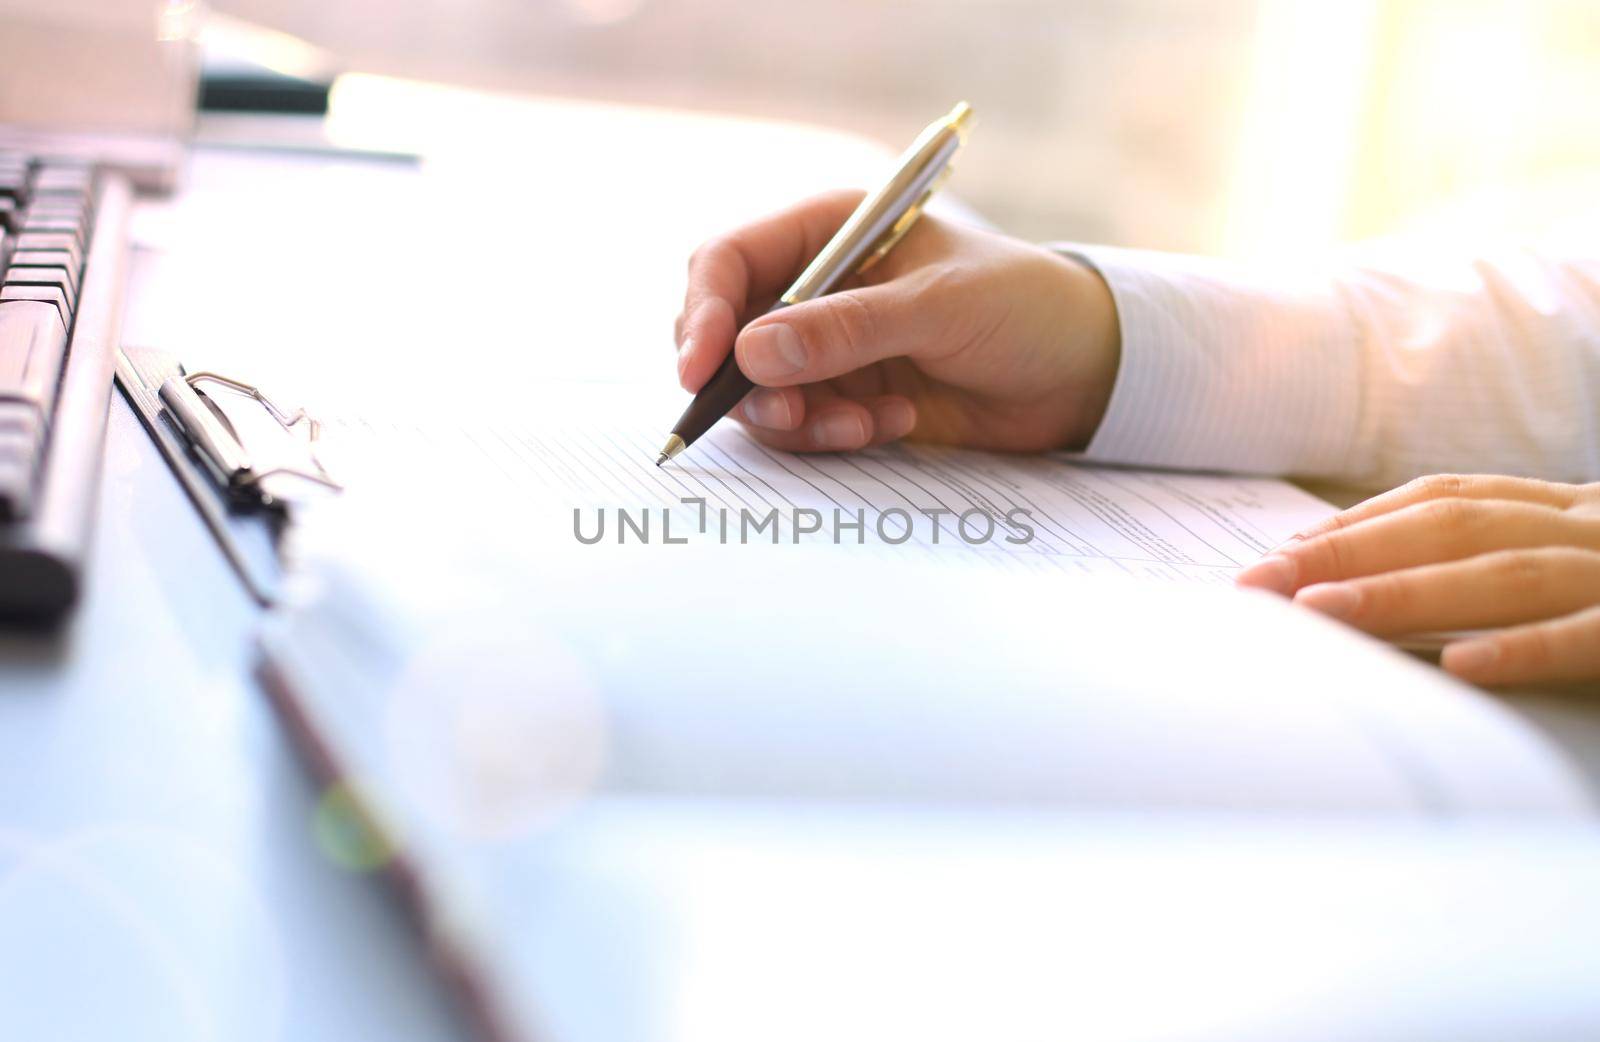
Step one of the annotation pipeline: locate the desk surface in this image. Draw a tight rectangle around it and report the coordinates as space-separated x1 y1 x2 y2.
3 90 1600 1042
0 96 958 1040
0 397 460 1041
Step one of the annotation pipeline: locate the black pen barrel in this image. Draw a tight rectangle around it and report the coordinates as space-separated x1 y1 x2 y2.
668 300 788 451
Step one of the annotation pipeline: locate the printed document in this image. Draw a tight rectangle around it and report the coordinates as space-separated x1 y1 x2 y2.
298 383 1334 582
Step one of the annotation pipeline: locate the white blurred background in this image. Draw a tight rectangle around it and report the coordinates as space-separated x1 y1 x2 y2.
206 0 1600 259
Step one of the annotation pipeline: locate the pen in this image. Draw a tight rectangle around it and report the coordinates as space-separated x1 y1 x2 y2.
656 101 976 466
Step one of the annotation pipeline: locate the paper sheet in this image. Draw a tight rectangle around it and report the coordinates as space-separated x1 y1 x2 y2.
265 515 1596 820
310 385 1335 583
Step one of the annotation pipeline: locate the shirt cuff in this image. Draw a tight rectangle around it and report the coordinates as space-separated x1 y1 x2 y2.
1051 243 1365 478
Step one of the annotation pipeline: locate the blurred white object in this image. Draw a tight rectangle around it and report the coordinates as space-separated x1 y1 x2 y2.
266 491 1592 818
0 0 199 137
256 495 1600 1040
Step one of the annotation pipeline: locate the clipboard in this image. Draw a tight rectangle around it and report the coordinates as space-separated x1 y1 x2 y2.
115 346 340 605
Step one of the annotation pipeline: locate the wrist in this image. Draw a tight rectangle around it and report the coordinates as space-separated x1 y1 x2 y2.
1046 249 1122 449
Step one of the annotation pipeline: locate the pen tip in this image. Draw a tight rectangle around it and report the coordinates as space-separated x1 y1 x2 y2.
656 434 687 467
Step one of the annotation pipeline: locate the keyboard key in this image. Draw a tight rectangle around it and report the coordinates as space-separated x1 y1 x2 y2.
0 460 33 521
24 191 92 234
0 299 66 402
6 251 79 297
3 267 76 313
0 197 15 232
0 400 40 440
14 233 81 274
0 167 26 203
30 165 94 196
0 398 41 437
21 203 85 224
0 285 72 326
0 402 43 521
18 217 84 248
28 188 91 216
24 201 90 228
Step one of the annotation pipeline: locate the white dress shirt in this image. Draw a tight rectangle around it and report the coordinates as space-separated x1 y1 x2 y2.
1062 242 1600 489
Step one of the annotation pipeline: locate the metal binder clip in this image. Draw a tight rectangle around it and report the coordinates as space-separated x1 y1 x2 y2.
158 370 342 506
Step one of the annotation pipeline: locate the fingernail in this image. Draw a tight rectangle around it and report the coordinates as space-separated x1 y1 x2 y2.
1235 553 1297 595
677 339 693 384
681 300 712 347
1269 534 1305 553
740 324 807 381
1296 582 1361 621
814 412 866 449
743 388 791 429
1442 640 1500 677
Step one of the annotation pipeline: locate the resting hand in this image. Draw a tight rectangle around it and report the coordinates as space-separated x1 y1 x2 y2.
675 190 1120 453
1236 475 1600 688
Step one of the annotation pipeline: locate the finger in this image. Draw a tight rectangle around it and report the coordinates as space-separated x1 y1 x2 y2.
863 395 918 446
735 382 837 444
733 276 956 389
677 296 739 391
732 386 806 432
1292 547 1600 637
679 191 866 384
1236 498 1600 595
1442 605 1600 688
736 388 916 453
736 380 864 451
1291 474 1580 543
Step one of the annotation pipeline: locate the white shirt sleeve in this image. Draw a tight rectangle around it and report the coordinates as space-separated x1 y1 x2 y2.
1056 242 1600 488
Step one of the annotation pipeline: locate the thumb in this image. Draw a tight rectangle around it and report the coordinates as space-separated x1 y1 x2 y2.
732 281 949 388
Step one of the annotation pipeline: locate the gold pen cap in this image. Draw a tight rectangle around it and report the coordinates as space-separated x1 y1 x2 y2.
945 101 976 141
781 101 977 300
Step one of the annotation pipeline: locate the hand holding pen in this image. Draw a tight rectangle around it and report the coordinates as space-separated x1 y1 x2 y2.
662 103 1122 463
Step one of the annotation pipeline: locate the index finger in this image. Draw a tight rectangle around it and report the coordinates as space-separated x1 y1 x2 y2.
1237 497 1598 595
1290 474 1578 543
677 190 865 390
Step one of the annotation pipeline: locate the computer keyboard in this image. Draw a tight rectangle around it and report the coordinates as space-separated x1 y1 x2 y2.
0 148 133 620
1 158 93 517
